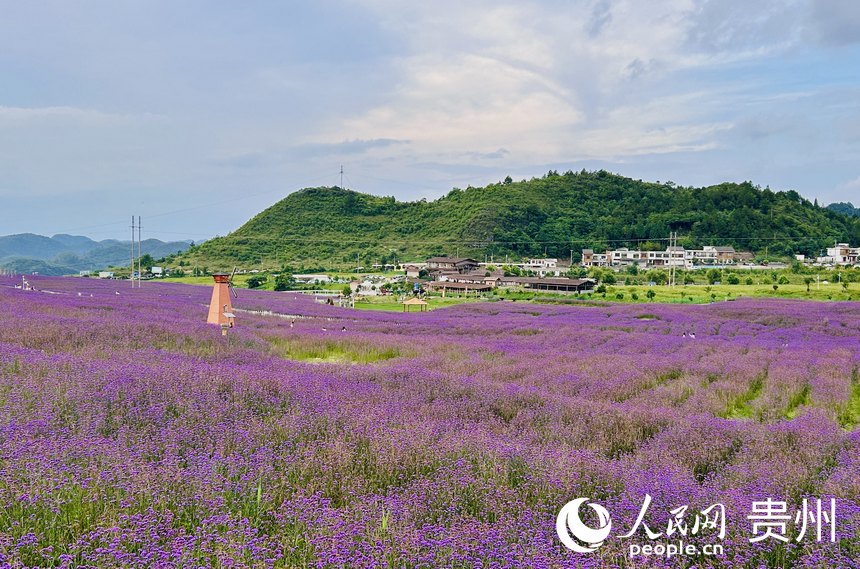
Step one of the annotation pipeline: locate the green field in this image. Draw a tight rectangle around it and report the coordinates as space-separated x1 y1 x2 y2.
160 274 346 291
588 281 857 304
156 273 857 312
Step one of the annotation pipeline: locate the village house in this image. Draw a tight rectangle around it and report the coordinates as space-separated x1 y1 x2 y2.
711 245 737 264
404 265 420 278
427 275 595 296
481 258 570 277
438 269 497 284
437 269 595 294
643 246 686 268
582 244 747 269
581 249 609 267
817 243 860 266
499 276 595 293
609 248 643 266
685 247 718 265
520 258 565 275
403 263 425 278
425 257 479 274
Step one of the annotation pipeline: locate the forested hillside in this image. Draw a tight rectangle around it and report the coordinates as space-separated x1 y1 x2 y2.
177 170 860 270
827 202 860 218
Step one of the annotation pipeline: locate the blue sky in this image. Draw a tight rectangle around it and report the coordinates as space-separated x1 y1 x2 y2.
1 0 859 241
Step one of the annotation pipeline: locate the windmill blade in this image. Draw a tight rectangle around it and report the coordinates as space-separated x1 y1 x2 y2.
228 267 239 298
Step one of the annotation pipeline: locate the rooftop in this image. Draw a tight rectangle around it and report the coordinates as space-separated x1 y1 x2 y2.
426 257 478 264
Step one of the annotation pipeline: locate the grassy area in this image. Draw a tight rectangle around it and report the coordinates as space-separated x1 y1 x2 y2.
160 274 345 292
598 282 857 303
158 274 857 311
159 275 222 285
266 336 406 364
353 281 859 311
352 295 475 312
720 372 766 420
837 368 860 429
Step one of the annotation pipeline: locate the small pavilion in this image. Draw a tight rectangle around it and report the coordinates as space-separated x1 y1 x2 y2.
402 297 428 312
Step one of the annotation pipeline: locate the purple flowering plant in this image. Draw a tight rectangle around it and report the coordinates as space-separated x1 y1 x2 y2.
1 276 858 568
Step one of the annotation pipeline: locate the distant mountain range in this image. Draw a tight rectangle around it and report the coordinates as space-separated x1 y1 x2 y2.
0 233 192 276
176 170 860 271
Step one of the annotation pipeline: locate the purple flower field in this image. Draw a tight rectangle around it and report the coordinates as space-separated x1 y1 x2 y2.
2 276 859 568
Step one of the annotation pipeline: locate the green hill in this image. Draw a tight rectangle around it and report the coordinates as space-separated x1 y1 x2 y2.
177 170 860 270
827 202 860 218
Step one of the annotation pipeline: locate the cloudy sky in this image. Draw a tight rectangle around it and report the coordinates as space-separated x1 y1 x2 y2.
1 0 859 241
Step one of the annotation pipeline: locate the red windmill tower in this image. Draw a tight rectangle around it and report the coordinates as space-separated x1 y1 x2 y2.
207 269 237 329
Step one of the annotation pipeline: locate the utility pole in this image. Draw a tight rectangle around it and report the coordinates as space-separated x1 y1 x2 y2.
131 215 135 288
340 165 344 189
669 232 676 288
137 216 142 288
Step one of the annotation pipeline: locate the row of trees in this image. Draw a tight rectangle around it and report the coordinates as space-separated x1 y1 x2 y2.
587 265 860 287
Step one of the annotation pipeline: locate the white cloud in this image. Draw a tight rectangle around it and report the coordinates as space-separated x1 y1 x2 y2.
1 0 858 236
317 0 758 165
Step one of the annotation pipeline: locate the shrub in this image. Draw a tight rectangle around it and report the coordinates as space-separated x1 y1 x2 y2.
246 275 267 289
274 272 296 291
